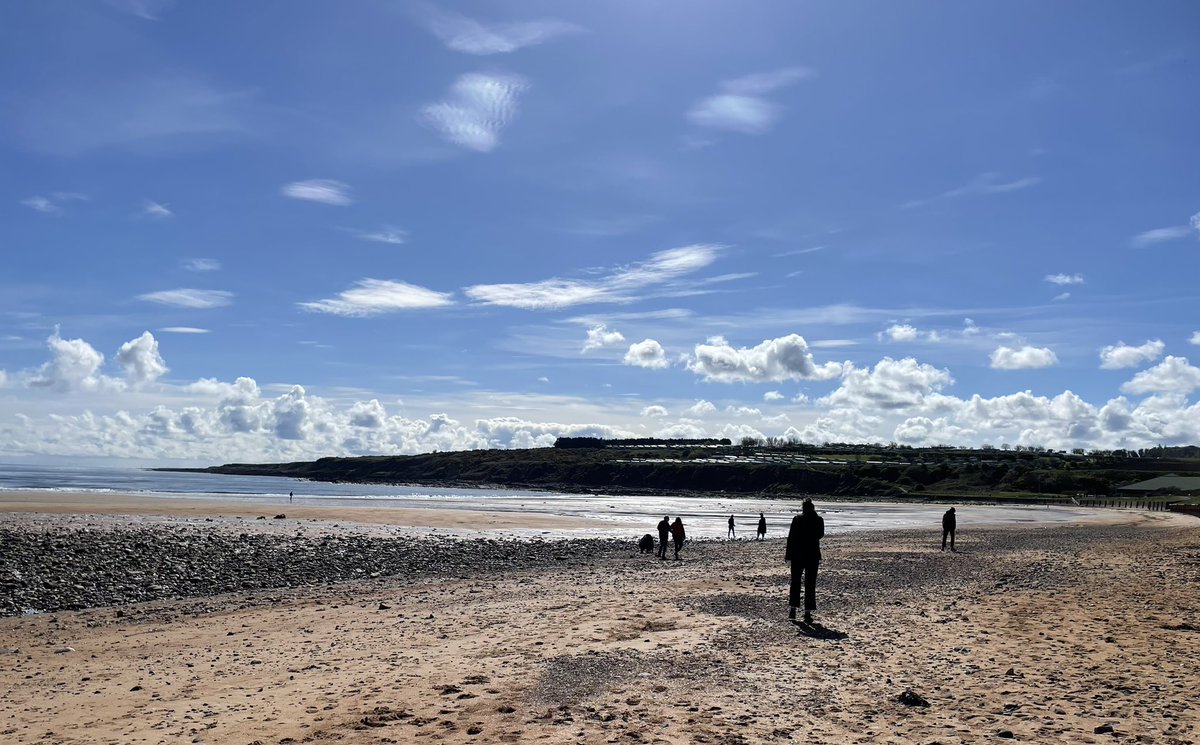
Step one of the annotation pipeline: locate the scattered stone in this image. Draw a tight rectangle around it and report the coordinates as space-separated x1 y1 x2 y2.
996 730 1014 739
1094 724 1115 734
273 514 286 520
898 689 930 707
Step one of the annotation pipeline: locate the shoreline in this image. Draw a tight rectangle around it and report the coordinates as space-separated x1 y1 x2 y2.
1 513 1196 744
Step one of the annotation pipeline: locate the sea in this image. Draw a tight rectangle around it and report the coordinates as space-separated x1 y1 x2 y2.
0 461 1105 539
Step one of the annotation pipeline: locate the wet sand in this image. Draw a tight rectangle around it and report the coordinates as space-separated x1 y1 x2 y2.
1 510 1197 744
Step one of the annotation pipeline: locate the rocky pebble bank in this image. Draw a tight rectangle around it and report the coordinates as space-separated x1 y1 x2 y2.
0 527 633 616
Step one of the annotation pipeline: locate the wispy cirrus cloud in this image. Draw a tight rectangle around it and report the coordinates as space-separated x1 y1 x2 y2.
19 192 88 214
281 179 353 206
141 200 172 218
137 288 233 309
465 244 719 310
1131 225 1190 248
1044 273 1084 286
687 67 814 135
422 73 527 152
159 326 210 334
419 7 583 55
183 258 221 272
355 226 407 245
903 172 1040 209
300 279 454 317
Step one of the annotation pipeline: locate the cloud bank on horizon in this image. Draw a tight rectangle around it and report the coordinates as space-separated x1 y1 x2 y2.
1 1 1198 463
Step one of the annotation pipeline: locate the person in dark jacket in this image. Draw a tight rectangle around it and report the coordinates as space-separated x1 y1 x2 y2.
727 514 736 539
942 507 957 552
670 517 686 559
756 512 767 540
656 516 671 559
785 498 824 624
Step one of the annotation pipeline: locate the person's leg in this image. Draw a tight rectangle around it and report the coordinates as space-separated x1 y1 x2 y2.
950 528 956 552
804 562 818 623
789 564 803 619
942 529 948 551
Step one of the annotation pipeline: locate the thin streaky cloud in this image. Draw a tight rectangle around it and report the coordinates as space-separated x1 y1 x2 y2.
281 179 353 206
1044 273 1084 286
137 288 233 309
159 326 210 334
420 7 584 55
422 73 527 152
1130 225 1190 248
141 200 172 218
688 67 814 136
300 279 454 317
20 196 60 214
774 245 827 257
903 172 1040 209
183 258 221 272
357 226 408 245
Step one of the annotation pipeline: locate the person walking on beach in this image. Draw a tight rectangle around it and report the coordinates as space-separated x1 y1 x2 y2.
289 491 293 502
657 516 671 559
942 507 957 552
670 517 686 560
785 498 824 624
757 512 767 540
728 514 736 539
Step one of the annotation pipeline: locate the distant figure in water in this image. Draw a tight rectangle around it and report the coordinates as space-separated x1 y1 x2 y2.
728 514 736 539
942 507 957 552
656 516 671 559
638 533 655 554
757 512 767 541
785 498 824 624
670 517 686 559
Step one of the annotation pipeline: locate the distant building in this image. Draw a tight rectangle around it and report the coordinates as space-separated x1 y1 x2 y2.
1116 474 1200 496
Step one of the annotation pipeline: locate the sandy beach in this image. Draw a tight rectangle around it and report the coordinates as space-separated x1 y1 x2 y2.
1 504 1197 744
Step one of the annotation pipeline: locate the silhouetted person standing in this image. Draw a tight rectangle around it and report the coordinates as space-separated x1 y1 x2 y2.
757 512 767 540
728 514 736 539
670 517 686 559
942 507 957 552
785 498 824 624
657 516 671 559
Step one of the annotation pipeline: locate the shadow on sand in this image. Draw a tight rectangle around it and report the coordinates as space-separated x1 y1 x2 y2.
793 621 848 640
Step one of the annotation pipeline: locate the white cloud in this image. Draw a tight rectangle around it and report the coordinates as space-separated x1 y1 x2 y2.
1099 340 1165 370
624 339 670 369
819 357 953 411
687 334 843 383
1120 356 1200 396
686 400 717 416
1191 211 1200 235
1131 226 1190 248
879 323 943 343
1191 331 1200 345
726 405 762 418
357 226 407 245
281 179 353 206
105 0 173 21
422 73 527 152
581 324 625 352
989 345 1058 370
137 288 233 309
466 244 718 310
640 405 669 418
116 331 168 387
299 279 454 317
141 200 172 218
763 391 785 402
963 318 980 336
183 258 221 272
903 173 1040 209
688 67 814 135
1052 292 1071 302
421 8 583 54
159 327 210 334
20 196 60 214
1044 273 1084 286
27 331 109 392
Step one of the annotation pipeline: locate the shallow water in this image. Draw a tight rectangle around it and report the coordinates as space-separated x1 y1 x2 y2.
0 461 1106 539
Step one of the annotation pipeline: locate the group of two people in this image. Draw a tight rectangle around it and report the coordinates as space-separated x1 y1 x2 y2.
655 515 686 559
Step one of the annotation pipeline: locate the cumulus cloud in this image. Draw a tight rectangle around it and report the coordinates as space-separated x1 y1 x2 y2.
466 244 718 310
623 339 669 369
1098 340 1165 370
421 8 583 54
28 331 109 392
688 67 814 135
879 323 943 344
686 400 717 416
1120 356 1200 396
300 279 454 316
687 334 843 383
141 200 172 218
763 391 785 402
640 405 669 418
422 73 527 152
116 332 168 387
281 179 353 206
963 318 981 336
989 345 1058 370
581 324 625 352
819 357 953 411
1131 226 1190 248
137 288 233 309
725 405 762 417
1044 273 1084 286
1192 331 1200 346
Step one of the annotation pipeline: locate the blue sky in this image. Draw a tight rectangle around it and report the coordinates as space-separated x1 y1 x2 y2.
1 0 1198 464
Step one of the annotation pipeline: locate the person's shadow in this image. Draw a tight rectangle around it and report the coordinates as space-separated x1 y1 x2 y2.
793 621 848 640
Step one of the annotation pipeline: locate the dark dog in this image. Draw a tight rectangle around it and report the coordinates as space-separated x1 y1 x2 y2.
638 534 655 554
